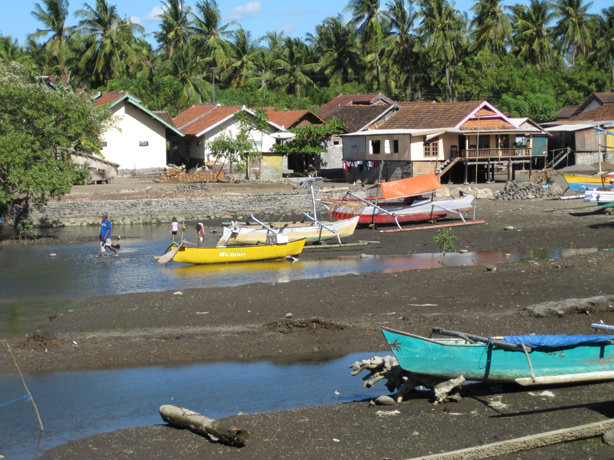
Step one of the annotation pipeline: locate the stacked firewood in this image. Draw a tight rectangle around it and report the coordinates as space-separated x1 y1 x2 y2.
158 164 224 182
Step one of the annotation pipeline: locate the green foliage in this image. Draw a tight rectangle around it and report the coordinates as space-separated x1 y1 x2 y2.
272 118 345 156
433 228 457 256
72 163 92 185
0 61 108 230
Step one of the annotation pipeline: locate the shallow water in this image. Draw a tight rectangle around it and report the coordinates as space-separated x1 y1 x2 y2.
0 223 602 333
0 352 379 460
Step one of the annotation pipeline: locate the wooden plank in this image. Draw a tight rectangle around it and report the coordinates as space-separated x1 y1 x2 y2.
380 219 486 233
406 418 614 460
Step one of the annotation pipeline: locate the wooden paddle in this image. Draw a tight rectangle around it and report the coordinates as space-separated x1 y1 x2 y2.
158 241 183 264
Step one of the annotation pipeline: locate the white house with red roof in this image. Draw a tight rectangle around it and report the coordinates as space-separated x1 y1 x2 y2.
172 104 294 179
93 91 184 172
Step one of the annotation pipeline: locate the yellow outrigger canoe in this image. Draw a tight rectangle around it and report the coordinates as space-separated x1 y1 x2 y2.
171 238 306 265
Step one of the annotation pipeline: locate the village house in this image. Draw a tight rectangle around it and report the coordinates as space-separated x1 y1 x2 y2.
544 92 614 168
318 93 399 177
340 100 548 184
265 109 326 176
170 104 297 180
93 91 184 173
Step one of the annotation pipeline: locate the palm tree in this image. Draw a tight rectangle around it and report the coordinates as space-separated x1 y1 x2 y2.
0 37 33 65
348 0 390 90
417 0 467 101
553 0 595 67
155 0 190 58
76 0 145 87
592 6 614 85
190 0 233 78
273 37 316 99
226 28 259 89
510 0 557 70
470 0 511 56
385 0 420 100
309 15 364 87
29 0 71 75
160 42 209 110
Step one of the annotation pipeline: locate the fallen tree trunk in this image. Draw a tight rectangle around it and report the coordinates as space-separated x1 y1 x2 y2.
159 404 249 447
407 418 614 460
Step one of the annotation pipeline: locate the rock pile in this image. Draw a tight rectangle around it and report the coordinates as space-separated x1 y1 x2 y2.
493 181 563 200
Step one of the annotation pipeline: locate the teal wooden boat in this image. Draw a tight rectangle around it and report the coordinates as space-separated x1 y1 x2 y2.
381 326 614 386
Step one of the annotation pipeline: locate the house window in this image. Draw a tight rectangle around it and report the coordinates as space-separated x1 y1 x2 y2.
332 135 341 146
139 141 149 147
100 141 107 148
424 140 438 157
371 139 381 154
393 139 399 153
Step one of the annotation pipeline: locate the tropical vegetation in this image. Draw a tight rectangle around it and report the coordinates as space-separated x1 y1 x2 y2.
0 0 611 123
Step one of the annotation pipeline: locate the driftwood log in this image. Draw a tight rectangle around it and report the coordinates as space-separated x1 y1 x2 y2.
159 404 249 447
350 355 464 403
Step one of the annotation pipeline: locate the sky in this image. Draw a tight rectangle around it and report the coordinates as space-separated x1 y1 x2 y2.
1 0 610 48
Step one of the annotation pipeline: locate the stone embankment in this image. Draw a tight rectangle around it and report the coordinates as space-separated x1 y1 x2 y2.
27 180 496 228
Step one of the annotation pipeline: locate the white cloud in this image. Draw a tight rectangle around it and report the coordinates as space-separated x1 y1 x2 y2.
227 2 262 20
143 6 164 22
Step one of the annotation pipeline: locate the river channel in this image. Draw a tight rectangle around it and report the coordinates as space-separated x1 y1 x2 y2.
0 223 602 459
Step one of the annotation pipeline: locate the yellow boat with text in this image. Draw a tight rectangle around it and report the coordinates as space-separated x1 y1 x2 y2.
171 238 306 265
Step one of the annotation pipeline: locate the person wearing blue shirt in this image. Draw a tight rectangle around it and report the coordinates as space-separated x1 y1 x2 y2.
99 211 118 257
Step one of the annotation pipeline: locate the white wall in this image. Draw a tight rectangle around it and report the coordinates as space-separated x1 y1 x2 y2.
100 102 168 171
188 118 277 163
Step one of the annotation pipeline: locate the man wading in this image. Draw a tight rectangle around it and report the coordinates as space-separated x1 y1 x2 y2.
99 212 119 257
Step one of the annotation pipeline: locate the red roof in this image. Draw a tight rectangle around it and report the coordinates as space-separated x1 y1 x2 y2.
319 93 394 120
266 110 324 129
172 104 218 130
93 91 127 107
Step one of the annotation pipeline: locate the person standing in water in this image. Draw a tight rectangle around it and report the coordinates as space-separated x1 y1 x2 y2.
99 212 118 257
170 217 179 242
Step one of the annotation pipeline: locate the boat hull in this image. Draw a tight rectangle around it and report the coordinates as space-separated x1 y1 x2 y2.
584 189 614 203
327 195 474 225
217 217 359 246
563 173 614 192
172 238 306 264
382 327 614 386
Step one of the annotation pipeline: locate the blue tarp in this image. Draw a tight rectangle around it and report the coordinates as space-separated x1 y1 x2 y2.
503 335 614 349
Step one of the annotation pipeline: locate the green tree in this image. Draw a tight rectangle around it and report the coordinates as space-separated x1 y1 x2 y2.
310 15 364 87
553 0 595 67
470 0 511 56
76 0 145 87
29 0 71 75
226 28 258 89
273 37 316 99
0 37 32 65
592 6 614 86
190 0 233 76
417 0 467 101
0 61 109 231
155 0 191 58
510 0 557 70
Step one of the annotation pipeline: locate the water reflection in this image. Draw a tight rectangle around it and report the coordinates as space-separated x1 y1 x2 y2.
0 352 378 460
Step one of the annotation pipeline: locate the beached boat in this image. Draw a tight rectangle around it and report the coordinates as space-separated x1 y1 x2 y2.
216 216 359 246
322 174 474 228
171 238 306 265
584 189 614 204
562 172 614 192
382 326 614 386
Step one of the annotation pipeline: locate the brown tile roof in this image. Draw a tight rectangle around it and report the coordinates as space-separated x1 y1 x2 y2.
594 92 614 104
325 105 395 132
570 104 614 121
381 101 486 129
556 105 580 119
172 104 218 130
266 110 324 129
319 93 394 120
174 105 243 136
93 91 127 107
154 111 175 126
